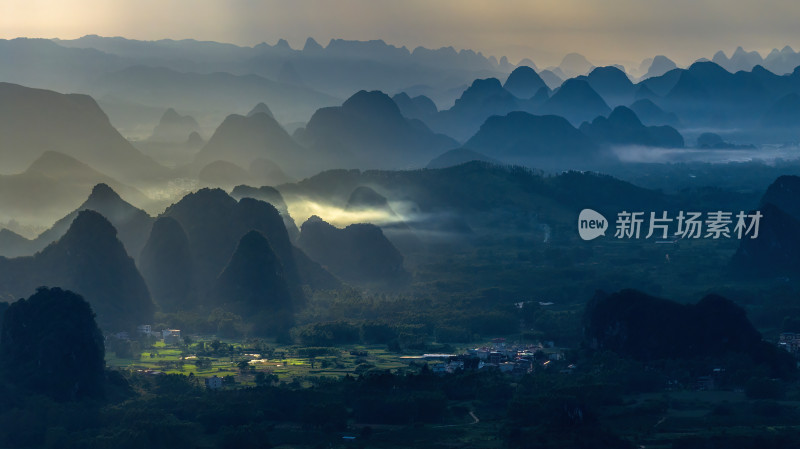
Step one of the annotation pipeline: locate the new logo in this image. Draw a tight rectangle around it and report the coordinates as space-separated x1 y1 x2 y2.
578 209 608 241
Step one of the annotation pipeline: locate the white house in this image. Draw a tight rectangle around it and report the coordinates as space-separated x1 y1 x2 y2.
162 329 181 344
205 375 223 390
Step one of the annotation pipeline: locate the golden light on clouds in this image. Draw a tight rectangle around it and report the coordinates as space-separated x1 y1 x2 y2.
286 198 398 228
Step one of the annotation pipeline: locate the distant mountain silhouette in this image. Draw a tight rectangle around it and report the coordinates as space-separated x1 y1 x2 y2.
0 229 33 258
213 230 294 335
0 82 166 182
295 90 458 170
297 216 409 286
637 57 654 76
644 61 794 129
92 65 338 125
696 132 725 147
392 92 438 120
0 210 154 330
32 183 154 260
303 37 323 52
639 67 682 97
52 35 506 106
426 148 501 169
462 112 601 168
711 47 764 73
584 289 794 378
247 102 275 118
230 185 300 240
538 69 563 89
503 66 547 99
763 46 800 75
696 132 754 149
195 112 308 176
517 58 538 71
427 78 520 141
540 79 611 125
558 53 594 78
345 186 397 217
664 66 714 101
629 99 680 126
138 217 195 312
0 152 147 235
643 55 677 79
498 56 514 71
579 106 684 148
186 131 205 149
148 108 200 143
581 66 635 107
0 38 125 93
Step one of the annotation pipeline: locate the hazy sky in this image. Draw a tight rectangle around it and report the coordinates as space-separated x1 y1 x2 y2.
2 0 799 69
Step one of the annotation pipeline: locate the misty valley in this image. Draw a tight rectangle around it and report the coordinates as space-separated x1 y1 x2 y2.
3 34 800 449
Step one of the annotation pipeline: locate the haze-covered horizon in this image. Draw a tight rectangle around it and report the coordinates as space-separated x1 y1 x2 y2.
3 0 800 69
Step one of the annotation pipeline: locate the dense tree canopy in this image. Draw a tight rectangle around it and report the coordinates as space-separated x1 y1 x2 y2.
0 287 105 401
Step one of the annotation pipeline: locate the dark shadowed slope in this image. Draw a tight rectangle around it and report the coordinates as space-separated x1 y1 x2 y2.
0 210 154 330
213 230 295 335
0 287 105 401
160 188 336 296
584 289 794 379
297 216 409 287
32 183 154 259
138 217 195 313
230 185 300 241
